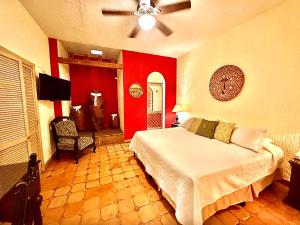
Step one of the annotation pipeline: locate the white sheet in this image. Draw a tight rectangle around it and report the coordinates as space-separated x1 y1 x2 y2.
129 127 283 225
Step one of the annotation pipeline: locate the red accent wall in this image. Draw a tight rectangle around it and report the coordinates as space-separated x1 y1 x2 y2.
70 65 118 130
48 38 62 117
123 50 177 139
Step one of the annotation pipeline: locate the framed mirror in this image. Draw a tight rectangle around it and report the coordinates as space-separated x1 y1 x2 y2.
129 83 143 98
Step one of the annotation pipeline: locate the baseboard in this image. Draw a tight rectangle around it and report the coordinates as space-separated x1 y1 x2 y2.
42 152 56 172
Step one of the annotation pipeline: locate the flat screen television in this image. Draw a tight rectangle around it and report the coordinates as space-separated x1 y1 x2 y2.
38 73 71 101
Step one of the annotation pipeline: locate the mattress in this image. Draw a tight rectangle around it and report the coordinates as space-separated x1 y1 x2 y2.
129 127 283 225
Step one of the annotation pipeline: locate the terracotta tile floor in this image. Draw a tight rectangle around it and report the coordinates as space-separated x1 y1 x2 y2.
40 143 300 225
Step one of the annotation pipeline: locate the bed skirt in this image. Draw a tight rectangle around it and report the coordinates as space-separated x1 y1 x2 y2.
152 170 278 223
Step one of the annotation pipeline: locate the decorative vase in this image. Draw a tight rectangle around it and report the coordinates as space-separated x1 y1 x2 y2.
111 114 120 129
89 91 104 131
70 105 85 131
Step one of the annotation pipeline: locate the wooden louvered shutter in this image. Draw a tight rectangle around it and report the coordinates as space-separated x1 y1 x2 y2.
0 48 42 198
0 53 29 198
22 63 40 154
0 54 27 145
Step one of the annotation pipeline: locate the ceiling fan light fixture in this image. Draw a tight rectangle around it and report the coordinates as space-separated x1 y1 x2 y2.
138 14 156 31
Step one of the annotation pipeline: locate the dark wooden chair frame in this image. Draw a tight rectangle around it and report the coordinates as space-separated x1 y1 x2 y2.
50 116 96 163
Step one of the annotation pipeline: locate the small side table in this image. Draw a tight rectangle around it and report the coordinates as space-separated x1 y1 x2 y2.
171 123 180 128
285 159 300 210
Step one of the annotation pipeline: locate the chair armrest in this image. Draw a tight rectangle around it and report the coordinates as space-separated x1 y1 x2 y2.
78 132 94 137
58 135 79 139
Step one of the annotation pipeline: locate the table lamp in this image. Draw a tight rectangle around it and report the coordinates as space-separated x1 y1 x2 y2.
172 104 183 124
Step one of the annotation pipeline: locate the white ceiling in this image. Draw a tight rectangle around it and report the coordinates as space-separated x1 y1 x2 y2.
20 0 284 58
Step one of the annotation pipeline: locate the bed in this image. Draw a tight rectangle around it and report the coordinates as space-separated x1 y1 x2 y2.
129 127 284 225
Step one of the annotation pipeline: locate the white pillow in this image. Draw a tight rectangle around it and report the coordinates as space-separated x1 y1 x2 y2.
263 137 273 144
188 118 203 133
180 117 194 130
231 128 267 153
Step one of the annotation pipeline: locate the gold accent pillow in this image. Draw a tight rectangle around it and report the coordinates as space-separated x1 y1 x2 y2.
214 121 235 143
196 119 219 139
188 118 203 133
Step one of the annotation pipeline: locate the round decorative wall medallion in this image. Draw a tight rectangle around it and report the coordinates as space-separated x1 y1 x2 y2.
129 83 143 98
209 65 245 101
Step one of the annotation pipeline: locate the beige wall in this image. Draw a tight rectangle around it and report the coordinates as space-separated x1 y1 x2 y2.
117 52 124 132
0 0 53 165
57 41 70 117
177 0 300 179
42 41 70 163
0 0 70 165
0 0 50 73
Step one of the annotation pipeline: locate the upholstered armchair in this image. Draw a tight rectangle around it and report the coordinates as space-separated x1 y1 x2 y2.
51 116 96 163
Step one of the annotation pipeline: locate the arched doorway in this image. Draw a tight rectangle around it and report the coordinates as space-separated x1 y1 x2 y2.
147 72 165 130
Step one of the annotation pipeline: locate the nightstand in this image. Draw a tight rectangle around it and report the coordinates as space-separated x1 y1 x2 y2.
285 159 300 210
171 123 180 128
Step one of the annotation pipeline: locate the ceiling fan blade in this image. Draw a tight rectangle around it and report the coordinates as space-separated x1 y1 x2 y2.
151 0 160 6
102 9 134 16
128 26 140 38
159 1 191 14
156 20 173 36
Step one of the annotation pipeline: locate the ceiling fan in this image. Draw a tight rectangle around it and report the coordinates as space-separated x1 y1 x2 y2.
102 0 191 38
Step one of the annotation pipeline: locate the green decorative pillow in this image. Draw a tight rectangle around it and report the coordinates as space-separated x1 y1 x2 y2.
196 119 219 139
214 121 235 143
188 118 203 133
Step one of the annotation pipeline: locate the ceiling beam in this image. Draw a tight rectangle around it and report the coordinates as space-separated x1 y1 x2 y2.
58 57 122 70
68 53 106 62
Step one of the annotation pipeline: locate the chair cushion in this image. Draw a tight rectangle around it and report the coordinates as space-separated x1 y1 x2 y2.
55 120 78 137
58 138 75 150
78 136 94 150
57 136 94 151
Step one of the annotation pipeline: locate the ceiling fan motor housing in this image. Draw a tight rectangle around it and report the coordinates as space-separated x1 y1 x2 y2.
140 0 151 6
136 1 160 16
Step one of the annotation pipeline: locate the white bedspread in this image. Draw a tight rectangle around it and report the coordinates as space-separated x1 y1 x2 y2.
129 128 283 225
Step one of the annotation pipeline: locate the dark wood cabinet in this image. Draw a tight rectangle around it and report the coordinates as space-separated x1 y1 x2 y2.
285 159 300 210
0 154 42 225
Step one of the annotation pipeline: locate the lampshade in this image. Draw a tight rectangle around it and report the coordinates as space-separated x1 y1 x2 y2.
296 151 300 160
172 105 183 113
138 14 156 31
